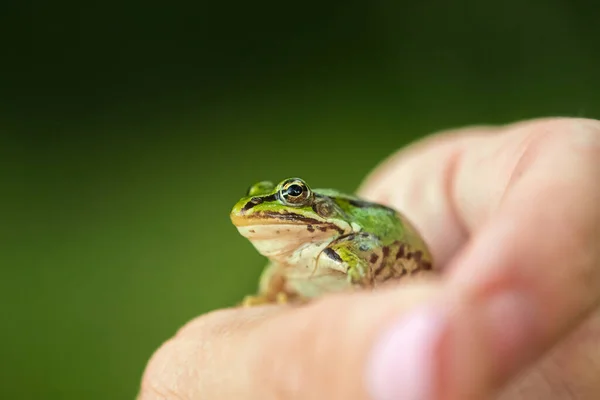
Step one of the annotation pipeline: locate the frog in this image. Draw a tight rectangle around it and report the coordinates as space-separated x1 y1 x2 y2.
230 177 434 306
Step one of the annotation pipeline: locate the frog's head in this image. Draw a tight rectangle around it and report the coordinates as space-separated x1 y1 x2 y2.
230 178 352 258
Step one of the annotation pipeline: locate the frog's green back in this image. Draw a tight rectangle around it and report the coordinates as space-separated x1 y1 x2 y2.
314 188 408 246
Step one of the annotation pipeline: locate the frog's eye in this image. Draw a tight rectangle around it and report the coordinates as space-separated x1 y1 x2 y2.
287 184 303 197
280 179 312 205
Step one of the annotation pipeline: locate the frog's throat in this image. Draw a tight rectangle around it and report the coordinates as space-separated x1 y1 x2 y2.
236 223 343 260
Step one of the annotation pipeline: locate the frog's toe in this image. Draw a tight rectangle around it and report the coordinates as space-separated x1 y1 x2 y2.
240 294 273 307
240 292 308 307
275 292 289 304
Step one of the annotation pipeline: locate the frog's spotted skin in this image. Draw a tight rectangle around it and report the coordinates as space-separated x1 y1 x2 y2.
230 177 433 305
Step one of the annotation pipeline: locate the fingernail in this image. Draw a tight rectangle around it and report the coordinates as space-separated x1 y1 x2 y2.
366 307 448 400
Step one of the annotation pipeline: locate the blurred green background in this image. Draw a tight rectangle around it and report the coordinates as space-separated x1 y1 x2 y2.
1 0 598 398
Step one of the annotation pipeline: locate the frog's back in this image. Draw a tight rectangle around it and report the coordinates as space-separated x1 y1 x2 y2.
317 188 434 280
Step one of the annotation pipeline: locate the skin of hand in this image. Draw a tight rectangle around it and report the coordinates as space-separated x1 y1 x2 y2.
138 117 600 400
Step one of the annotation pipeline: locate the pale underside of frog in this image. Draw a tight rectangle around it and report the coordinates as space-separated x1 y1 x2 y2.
230 177 434 306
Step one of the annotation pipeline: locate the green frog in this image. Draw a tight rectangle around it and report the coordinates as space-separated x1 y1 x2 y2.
230 177 434 306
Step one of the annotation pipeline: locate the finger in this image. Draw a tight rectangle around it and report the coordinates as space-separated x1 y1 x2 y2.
359 117 600 399
137 305 284 400
358 124 503 268
138 282 441 400
443 118 600 398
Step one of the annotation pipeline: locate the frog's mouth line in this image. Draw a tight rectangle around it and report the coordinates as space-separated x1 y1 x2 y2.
231 211 345 234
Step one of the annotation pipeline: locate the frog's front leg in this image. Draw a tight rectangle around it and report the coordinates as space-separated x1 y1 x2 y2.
241 262 304 307
317 233 384 287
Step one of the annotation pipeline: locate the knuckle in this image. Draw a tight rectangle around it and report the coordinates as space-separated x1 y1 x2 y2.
509 118 600 181
527 117 600 153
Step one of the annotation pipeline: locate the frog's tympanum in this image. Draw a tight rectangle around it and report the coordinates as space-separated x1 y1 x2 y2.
230 178 434 306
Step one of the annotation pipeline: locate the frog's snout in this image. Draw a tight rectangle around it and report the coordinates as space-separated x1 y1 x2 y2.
230 202 243 224
230 198 254 226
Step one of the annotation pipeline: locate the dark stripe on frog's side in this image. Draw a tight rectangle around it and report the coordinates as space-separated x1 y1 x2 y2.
255 211 345 234
323 248 343 263
314 193 396 213
241 193 279 212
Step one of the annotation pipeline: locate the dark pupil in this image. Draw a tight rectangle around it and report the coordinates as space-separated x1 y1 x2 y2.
287 184 303 197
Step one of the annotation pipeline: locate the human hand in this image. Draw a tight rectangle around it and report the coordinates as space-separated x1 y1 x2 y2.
138 118 600 399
